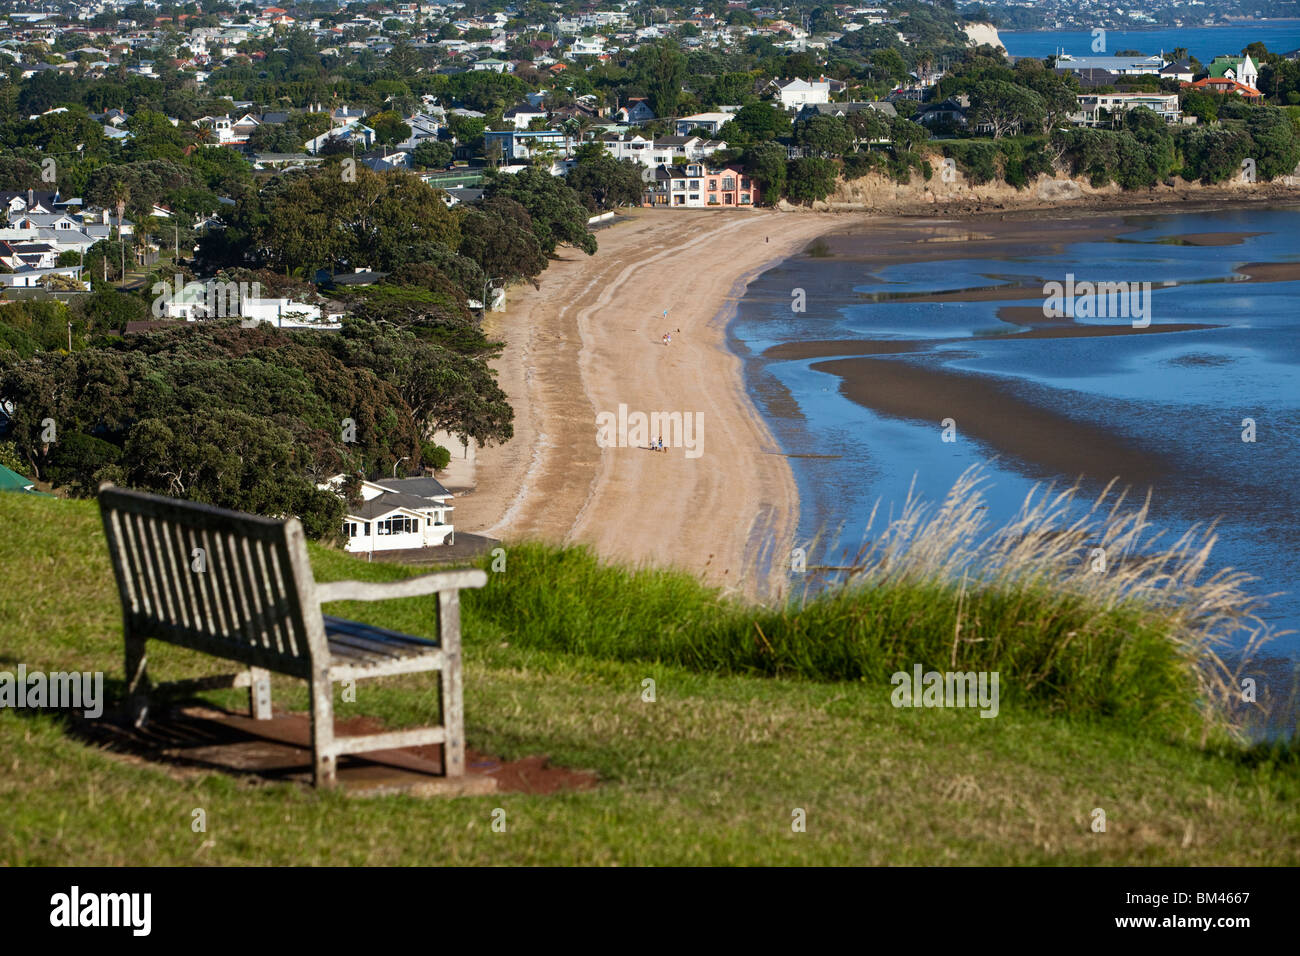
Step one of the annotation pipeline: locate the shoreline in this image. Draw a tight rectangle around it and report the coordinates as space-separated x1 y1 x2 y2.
450 195 1298 605
452 208 833 601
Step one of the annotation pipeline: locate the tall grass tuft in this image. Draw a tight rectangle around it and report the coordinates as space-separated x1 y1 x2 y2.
468 467 1283 743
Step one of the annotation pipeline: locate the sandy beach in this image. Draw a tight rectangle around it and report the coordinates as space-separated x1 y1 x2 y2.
451 208 834 600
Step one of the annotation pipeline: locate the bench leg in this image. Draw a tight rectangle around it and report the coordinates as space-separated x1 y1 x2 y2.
439 590 465 778
248 667 272 720
124 635 149 728
309 672 336 788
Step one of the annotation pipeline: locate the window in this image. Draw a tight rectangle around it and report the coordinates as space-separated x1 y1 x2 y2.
741 178 751 189
722 177 735 190
689 180 700 188
376 516 417 536
708 179 717 190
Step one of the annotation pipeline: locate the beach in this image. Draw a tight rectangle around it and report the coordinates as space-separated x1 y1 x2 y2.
451 208 834 600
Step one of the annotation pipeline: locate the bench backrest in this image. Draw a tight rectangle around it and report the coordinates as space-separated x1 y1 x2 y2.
98 484 327 677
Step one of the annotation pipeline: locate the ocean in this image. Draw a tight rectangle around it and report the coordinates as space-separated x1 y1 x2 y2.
731 207 1300 681
1000 21 1300 62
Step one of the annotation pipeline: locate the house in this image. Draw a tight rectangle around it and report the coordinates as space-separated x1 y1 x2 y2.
598 133 727 167
0 240 59 271
1072 92 1182 127
1159 60 1196 83
305 121 377 153
797 101 898 123
1182 77 1264 103
484 128 571 162
615 98 655 124
328 477 457 553
1052 54 1165 76
643 163 759 208
915 96 970 131
1207 54 1259 89
774 77 833 110
674 112 734 136
1 190 61 216
239 295 334 329
504 101 549 130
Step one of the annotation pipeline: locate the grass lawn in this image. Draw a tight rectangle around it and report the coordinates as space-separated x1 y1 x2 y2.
1 493 1297 865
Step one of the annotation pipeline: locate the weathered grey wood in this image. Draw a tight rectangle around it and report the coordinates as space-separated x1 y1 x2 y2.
326 725 446 756
123 634 149 727
439 588 465 777
97 482 486 788
249 666 272 720
315 569 488 604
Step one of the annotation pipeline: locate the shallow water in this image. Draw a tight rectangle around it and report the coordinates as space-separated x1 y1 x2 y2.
732 208 1300 683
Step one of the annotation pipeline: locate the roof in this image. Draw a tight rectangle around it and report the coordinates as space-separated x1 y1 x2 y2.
373 476 453 499
347 489 451 520
0 464 49 495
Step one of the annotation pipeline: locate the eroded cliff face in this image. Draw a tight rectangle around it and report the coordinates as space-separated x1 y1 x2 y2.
962 21 1006 52
777 156 1300 217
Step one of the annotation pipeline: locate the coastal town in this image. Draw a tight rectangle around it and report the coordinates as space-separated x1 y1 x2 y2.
1 0 1299 884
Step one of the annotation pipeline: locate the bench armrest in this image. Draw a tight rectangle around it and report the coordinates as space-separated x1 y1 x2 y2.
315 569 488 604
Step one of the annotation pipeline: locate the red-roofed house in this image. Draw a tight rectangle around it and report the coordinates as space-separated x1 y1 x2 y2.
1182 77 1264 103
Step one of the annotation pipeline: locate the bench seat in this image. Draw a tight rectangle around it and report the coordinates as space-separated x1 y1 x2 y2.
98 483 486 787
325 616 445 680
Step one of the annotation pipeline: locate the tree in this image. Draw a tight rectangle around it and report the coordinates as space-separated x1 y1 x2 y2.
369 110 412 146
411 139 454 168
786 157 839 204
732 101 789 143
566 152 645 211
459 197 548 282
968 80 1046 139
483 168 597 256
636 40 687 119
744 141 789 199
795 115 854 158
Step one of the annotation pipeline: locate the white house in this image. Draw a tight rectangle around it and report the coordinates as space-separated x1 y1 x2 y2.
598 133 726 168
1072 92 1182 127
326 477 457 554
306 121 376 153
775 77 832 110
674 112 734 136
239 295 337 329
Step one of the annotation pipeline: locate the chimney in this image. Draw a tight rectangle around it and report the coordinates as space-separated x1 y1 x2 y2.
27 188 34 207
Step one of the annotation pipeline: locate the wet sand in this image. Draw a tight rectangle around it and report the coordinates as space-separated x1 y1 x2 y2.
811 354 1175 490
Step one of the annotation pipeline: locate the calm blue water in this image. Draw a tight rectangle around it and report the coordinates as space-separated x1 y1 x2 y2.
1001 21 1300 61
732 208 1300 673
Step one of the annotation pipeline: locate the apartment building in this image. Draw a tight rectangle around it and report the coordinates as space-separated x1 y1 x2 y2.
643 163 759 208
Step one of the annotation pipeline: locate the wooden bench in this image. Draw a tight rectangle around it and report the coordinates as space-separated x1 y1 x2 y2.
97 483 487 788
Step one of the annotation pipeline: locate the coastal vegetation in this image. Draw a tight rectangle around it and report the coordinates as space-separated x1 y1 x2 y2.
2 483 1296 865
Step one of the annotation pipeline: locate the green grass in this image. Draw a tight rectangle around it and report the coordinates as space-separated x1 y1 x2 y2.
1 492 1297 865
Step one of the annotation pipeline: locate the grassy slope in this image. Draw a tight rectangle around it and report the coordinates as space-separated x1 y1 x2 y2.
0 493 1296 865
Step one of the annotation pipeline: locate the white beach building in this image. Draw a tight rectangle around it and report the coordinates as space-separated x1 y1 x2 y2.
324 477 457 554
